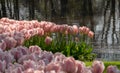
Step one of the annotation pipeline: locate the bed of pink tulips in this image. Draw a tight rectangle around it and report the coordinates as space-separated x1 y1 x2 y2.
0 17 95 61
0 45 119 73
0 17 94 49
0 18 119 73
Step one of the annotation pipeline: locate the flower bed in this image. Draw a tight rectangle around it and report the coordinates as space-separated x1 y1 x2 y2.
0 45 119 73
0 18 120 73
0 17 95 61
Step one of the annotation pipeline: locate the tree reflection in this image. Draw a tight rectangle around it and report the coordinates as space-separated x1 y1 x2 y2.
1 0 7 17
101 0 119 47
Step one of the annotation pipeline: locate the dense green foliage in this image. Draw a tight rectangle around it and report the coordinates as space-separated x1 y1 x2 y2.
24 34 96 61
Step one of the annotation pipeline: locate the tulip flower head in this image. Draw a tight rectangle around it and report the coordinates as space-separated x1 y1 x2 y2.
92 60 105 73
88 31 94 38
72 25 78 35
107 65 120 73
45 36 52 45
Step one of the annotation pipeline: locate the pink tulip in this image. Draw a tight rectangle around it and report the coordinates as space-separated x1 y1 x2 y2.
18 54 36 64
79 26 88 34
92 60 105 73
82 67 92 73
17 25 24 31
59 25 68 33
62 57 77 73
11 67 23 73
0 25 4 34
28 29 35 36
9 25 16 31
4 26 12 33
18 20 25 25
85 27 90 34
10 48 23 61
107 65 120 73
7 19 15 24
72 25 78 34
14 36 24 46
0 17 9 22
24 32 31 40
16 46 29 55
0 60 6 72
34 70 44 73
36 60 45 70
24 68 34 73
29 45 41 54
46 70 56 73
45 62 61 72
13 32 24 46
36 28 44 36
55 25 61 32
82 26 86 33
34 22 41 28
88 31 94 38
54 52 66 62
44 22 53 33
76 60 85 73
50 25 57 33
45 36 52 45
0 51 4 61
4 37 17 49
40 21 47 29
67 26 73 34
64 30 68 35
0 40 6 50
23 60 36 70
4 51 14 65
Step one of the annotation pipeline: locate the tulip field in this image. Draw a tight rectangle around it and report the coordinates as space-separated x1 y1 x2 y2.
0 18 120 73
0 17 95 61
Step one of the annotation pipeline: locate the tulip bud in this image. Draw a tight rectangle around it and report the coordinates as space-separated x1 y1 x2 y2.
45 36 52 45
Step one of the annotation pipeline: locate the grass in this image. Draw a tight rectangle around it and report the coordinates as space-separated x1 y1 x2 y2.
85 61 120 73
